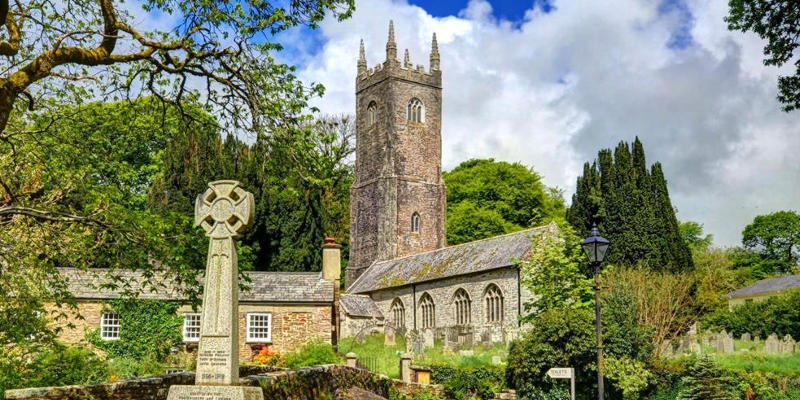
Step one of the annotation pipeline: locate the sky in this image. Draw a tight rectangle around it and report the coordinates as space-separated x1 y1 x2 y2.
284 0 799 246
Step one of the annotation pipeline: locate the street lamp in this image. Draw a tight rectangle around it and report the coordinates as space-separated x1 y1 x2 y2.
581 224 610 400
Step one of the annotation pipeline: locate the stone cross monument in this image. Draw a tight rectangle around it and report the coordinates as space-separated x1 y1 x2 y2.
168 181 263 400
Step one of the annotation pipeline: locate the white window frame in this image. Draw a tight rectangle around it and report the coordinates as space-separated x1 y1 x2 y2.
246 312 272 343
182 313 201 342
100 312 121 340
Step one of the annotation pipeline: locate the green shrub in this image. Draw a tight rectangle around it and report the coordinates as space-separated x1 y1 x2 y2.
677 356 737 400
88 299 183 361
702 289 800 338
429 365 503 400
506 308 595 399
281 341 340 368
106 357 165 380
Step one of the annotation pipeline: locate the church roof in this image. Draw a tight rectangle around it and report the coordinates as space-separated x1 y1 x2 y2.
347 224 558 294
726 274 800 299
339 294 383 318
58 268 334 303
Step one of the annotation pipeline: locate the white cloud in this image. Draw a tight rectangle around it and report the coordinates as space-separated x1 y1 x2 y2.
296 0 800 246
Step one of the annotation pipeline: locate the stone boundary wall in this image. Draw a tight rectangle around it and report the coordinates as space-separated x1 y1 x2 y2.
5 366 433 400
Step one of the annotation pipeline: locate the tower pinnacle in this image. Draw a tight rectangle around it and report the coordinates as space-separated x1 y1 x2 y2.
430 33 440 71
386 20 397 61
358 39 367 75
404 49 411 68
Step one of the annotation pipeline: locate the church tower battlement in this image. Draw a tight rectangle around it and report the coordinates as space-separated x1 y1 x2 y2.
346 21 446 288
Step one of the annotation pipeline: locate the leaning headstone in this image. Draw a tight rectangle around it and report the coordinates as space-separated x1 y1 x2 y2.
167 181 262 400
384 324 396 347
741 333 751 342
423 328 435 349
765 333 780 354
781 335 796 353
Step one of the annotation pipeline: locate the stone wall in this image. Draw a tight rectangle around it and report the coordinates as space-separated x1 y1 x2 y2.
47 302 332 363
4 373 195 400
367 267 524 342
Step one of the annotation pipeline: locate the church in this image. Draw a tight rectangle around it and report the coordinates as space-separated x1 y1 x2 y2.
338 21 557 345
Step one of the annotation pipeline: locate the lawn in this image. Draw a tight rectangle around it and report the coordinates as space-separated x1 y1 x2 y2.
337 334 507 378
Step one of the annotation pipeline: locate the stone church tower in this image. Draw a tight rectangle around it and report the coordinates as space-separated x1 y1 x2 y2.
346 22 446 287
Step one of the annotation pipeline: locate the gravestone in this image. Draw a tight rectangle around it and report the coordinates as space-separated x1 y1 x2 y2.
422 328 435 349
491 356 502 365
659 340 673 356
167 181 262 400
741 333 751 342
708 331 719 349
781 335 796 353
754 335 760 343
720 332 734 354
765 333 780 354
384 324 396 347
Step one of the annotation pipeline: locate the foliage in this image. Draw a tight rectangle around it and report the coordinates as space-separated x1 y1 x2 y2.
567 138 693 272
252 346 282 367
677 356 737 400
680 221 713 254
693 248 751 315
106 357 165 380
602 266 695 359
602 285 654 362
443 159 565 244
429 365 504 400
0 344 109 397
741 210 800 274
281 341 341 369
88 299 183 361
604 356 653 399
726 0 800 111
702 288 800 338
519 226 593 318
505 308 596 400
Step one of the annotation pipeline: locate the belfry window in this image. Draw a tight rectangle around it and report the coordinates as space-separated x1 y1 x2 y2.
367 101 378 126
453 289 471 326
411 212 421 233
390 298 405 328
407 98 424 123
484 284 504 323
419 293 435 329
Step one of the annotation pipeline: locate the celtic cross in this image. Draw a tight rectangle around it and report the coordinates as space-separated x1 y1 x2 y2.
194 180 254 386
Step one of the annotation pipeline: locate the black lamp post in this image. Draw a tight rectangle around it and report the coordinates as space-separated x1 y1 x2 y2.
581 224 610 400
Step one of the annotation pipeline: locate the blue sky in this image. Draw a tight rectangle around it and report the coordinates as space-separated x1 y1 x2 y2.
292 0 800 246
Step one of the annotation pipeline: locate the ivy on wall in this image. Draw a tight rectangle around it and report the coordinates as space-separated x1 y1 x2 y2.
88 299 183 361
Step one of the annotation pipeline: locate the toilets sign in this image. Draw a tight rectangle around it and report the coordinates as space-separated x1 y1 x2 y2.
546 368 575 400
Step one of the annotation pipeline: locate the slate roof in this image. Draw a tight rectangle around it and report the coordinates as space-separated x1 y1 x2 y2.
347 224 558 294
726 275 800 299
339 294 383 318
58 268 334 303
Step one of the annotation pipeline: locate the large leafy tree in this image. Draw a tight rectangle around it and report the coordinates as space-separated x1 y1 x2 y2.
726 0 800 111
443 159 565 245
741 210 800 274
567 138 693 272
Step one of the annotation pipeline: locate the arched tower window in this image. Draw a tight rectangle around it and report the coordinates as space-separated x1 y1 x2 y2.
407 98 424 123
411 212 421 233
367 101 378 126
453 289 471 326
419 293 435 329
484 284 504 323
390 298 405 328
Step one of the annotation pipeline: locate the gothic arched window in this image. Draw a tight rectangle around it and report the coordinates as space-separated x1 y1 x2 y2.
419 293 435 329
453 289 471 326
367 101 378 126
390 298 405 328
484 284 504 323
407 98 424 123
411 212 421 233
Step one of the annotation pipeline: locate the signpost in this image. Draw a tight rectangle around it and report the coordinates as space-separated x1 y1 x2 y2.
547 367 575 400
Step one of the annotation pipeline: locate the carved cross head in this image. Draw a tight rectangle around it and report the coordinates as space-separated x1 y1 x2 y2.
195 180 255 239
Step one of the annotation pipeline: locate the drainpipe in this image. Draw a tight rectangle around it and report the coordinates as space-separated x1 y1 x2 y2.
412 284 417 331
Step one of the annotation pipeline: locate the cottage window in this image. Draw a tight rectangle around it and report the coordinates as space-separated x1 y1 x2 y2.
390 298 406 328
453 289 471 326
411 212 421 233
419 293 435 329
246 313 272 342
100 312 121 340
484 284 504 323
183 313 201 342
367 101 378 126
407 98 424 123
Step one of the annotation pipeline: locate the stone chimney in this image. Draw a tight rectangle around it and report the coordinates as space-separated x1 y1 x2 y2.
322 237 341 281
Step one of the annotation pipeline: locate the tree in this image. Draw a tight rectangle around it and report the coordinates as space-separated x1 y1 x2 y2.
680 221 714 253
677 356 737 400
741 210 800 274
726 0 800 111
443 159 565 244
567 138 693 272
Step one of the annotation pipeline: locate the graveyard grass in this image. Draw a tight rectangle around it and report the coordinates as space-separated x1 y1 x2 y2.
666 340 800 377
337 335 507 379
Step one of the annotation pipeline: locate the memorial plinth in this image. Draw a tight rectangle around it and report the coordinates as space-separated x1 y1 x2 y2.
167 180 263 400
